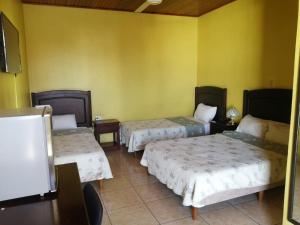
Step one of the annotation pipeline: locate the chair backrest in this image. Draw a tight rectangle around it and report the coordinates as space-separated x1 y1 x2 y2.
83 183 103 225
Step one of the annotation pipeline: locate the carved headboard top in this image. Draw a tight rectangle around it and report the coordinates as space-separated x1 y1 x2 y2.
31 90 92 127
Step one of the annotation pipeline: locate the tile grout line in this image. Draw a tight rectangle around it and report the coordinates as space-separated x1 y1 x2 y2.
132 182 200 225
96 185 113 225
99 182 143 214
101 154 142 224
131 179 163 225
197 206 226 225
197 215 211 225
160 215 194 225
103 149 146 223
196 201 263 225
131 182 175 204
102 201 114 225
231 202 261 225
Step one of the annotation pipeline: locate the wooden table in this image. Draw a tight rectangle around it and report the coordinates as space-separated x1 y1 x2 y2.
0 163 89 225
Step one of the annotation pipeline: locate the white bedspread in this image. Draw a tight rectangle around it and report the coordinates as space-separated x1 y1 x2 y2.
53 128 113 182
121 117 210 152
141 132 287 208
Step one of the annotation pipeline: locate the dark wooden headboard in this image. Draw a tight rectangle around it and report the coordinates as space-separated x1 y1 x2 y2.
31 90 92 127
195 86 227 122
243 89 292 123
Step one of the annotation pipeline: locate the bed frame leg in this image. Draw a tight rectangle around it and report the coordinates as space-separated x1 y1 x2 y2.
258 191 264 202
191 206 197 220
98 180 103 191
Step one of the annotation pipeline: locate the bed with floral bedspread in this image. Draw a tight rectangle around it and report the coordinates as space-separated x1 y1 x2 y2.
121 116 210 153
141 131 287 208
53 128 113 182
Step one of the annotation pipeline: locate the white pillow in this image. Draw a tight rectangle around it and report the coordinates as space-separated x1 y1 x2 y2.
265 121 290 145
194 103 217 123
52 114 77 130
236 114 268 138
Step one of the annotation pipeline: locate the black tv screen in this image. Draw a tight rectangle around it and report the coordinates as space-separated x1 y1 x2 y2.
0 12 21 73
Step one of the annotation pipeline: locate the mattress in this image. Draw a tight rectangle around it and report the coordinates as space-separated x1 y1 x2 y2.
141 131 287 208
120 116 210 152
53 128 113 182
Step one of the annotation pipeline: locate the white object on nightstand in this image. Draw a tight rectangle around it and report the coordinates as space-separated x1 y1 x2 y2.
95 115 103 121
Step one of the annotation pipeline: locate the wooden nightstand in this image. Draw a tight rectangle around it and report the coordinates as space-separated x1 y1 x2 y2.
93 119 120 147
210 121 238 134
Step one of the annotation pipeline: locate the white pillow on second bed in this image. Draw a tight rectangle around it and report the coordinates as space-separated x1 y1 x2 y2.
52 114 77 130
236 114 268 138
194 103 217 123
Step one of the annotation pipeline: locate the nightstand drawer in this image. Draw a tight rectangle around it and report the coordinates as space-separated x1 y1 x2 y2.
96 123 119 133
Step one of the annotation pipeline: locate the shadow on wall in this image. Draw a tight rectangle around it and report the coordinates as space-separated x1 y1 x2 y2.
261 0 298 88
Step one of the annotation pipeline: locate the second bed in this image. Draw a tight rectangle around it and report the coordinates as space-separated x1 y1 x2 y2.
121 86 227 152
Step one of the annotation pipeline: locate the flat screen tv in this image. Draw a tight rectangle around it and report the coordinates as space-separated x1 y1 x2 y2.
0 12 21 73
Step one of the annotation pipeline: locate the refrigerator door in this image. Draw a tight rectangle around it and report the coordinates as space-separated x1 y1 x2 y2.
0 115 51 201
43 114 56 192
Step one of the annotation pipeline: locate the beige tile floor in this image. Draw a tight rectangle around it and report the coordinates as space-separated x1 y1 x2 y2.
91 149 285 225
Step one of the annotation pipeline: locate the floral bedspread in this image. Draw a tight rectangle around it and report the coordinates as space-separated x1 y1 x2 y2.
141 131 287 208
120 117 208 152
53 128 113 182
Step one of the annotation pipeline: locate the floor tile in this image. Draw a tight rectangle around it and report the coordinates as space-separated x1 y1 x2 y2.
162 217 208 225
235 199 283 225
200 201 231 213
134 182 174 202
127 172 158 186
146 196 190 224
108 204 158 225
201 205 257 225
101 187 142 212
108 163 126 177
102 209 112 225
101 176 131 193
228 194 257 205
108 153 146 177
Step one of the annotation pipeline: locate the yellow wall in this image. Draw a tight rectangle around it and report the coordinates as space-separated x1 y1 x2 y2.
283 1 300 224
0 0 30 109
23 5 198 121
197 0 298 113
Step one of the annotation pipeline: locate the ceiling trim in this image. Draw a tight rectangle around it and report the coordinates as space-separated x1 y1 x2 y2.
21 0 236 17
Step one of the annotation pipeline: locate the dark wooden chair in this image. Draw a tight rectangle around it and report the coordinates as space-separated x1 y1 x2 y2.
83 183 103 225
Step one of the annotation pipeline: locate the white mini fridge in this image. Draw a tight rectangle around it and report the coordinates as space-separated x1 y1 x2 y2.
0 107 57 201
